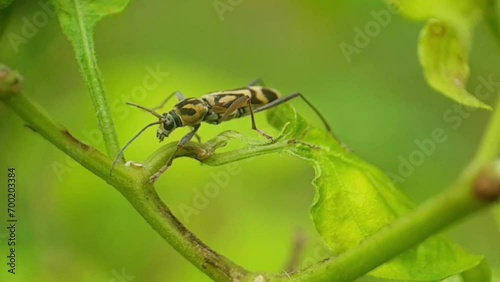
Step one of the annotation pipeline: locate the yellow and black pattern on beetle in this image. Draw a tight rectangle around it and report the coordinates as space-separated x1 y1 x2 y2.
236 86 281 118
173 98 208 126
248 86 280 105
202 86 281 121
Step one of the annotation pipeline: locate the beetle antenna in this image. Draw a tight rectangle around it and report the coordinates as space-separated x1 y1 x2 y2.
126 102 162 118
110 121 163 177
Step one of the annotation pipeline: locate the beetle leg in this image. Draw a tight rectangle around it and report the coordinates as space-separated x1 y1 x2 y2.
246 101 273 141
220 95 250 121
250 92 345 143
150 124 201 183
220 95 274 140
252 92 332 132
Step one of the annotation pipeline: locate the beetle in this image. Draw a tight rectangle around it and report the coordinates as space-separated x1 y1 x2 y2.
111 79 332 182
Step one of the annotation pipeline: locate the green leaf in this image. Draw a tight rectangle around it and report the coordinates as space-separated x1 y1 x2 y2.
461 260 492 282
388 0 484 24
51 0 130 158
52 0 130 32
388 0 492 110
419 19 490 110
267 104 483 281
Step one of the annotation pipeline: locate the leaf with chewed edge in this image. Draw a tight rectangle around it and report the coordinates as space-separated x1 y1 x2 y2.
387 0 492 110
267 104 483 281
419 19 490 110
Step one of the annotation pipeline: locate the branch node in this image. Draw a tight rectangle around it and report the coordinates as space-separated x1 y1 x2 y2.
474 161 500 202
62 130 91 151
0 64 23 97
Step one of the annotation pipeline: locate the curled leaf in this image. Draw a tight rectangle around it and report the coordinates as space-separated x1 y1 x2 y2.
388 0 492 110
268 104 483 281
419 19 491 110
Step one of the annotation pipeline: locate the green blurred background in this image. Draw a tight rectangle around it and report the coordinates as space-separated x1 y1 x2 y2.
1 1 499 281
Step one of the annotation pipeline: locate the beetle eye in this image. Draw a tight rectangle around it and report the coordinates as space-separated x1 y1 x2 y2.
164 115 175 130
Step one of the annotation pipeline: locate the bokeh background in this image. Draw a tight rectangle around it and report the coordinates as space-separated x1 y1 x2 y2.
1 1 500 281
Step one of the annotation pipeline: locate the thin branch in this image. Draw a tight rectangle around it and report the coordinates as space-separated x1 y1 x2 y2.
142 130 289 178
0 65 132 186
0 65 254 282
128 182 252 282
282 168 493 282
471 96 500 166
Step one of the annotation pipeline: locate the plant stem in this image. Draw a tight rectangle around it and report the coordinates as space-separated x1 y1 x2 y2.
0 65 253 282
127 182 251 282
285 173 486 282
472 96 500 165
142 131 289 177
0 71 132 187
63 0 122 160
